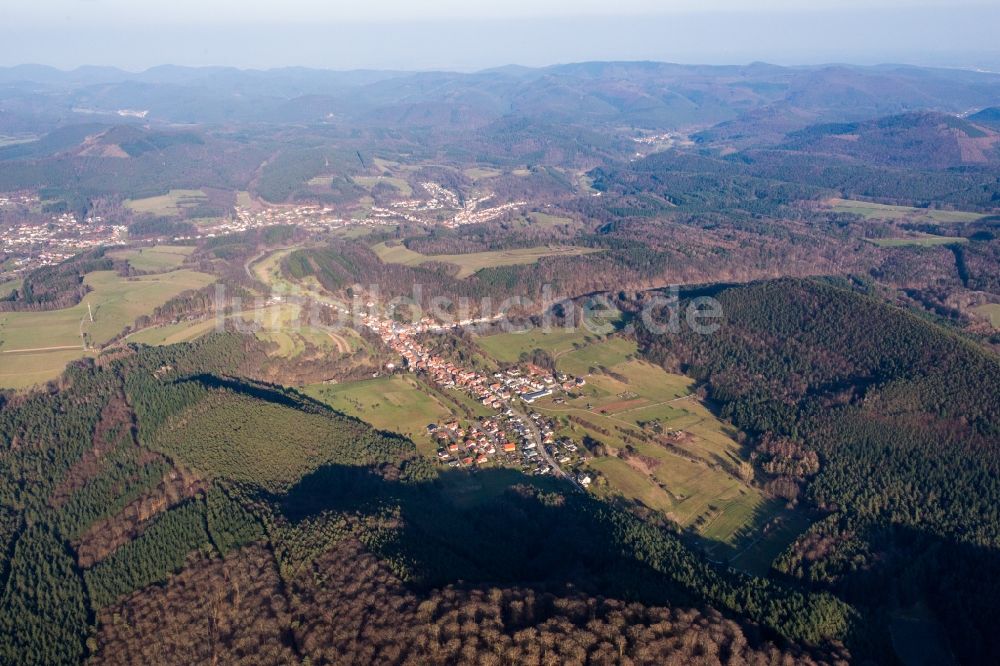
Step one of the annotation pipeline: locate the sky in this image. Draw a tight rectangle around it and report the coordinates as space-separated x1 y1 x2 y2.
1 0 999 71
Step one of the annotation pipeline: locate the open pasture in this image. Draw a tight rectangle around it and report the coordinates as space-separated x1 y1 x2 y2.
125 189 208 217
974 303 1000 328
372 242 601 279
129 318 220 346
527 338 775 549
0 269 215 388
828 198 983 223
475 325 615 365
109 245 194 272
353 175 413 196
867 236 968 247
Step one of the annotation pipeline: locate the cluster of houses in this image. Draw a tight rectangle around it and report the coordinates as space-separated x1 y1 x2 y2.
359 182 526 229
0 212 127 277
430 413 534 468
0 192 38 209
419 182 461 208
170 204 359 242
632 132 679 146
431 409 585 476
361 312 583 412
450 197 526 228
168 180 524 241
355 307 600 480
233 203 349 230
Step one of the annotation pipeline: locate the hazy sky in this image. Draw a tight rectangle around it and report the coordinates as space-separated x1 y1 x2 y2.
1 0 999 71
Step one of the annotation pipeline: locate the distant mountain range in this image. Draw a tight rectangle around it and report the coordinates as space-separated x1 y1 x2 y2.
2 61 999 132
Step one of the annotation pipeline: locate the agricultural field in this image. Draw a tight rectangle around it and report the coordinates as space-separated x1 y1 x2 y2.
251 248 296 291
0 278 21 299
353 175 413 196
475 324 618 365
587 457 674 513
244 303 359 358
553 336 637 375
0 269 216 388
0 349 96 389
889 604 957 666
727 507 814 576
372 242 601 279
518 337 788 556
306 175 334 187
303 375 455 455
576 171 599 194
867 236 968 247
125 189 208 217
463 167 503 180
333 224 387 239
828 198 983 223
252 247 334 301
247 249 360 356
109 245 195 272
525 212 575 229
974 303 1000 328
128 318 220 346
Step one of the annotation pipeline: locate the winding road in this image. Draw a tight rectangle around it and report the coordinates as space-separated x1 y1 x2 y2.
510 403 583 492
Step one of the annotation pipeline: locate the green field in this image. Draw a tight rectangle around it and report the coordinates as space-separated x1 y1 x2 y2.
372 242 601 279
974 303 1000 328
247 249 361 357
128 318 221 346
554 337 637 375
829 198 983 223
303 375 455 455
889 604 957 666
0 269 216 388
248 302 359 358
588 457 674 512
867 236 968 247
0 349 97 389
334 224 387 239
475 326 613 365
251 248 296 290
727 507 814 576
525 212 575 229
509 337 788 553
463 167 503 180
353 175 413 196
0 279 22 299
576 171 599 194
125 189 208 217
108 245 195 272
307 175 334 187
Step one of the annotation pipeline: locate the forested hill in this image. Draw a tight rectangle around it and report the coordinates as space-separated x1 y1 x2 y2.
778 111 1000 168
0 333 855 664
636 278 1000 663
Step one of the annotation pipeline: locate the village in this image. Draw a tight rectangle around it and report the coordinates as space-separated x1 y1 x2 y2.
359 309 592 485
1 179 526 280
228 180 525 234
171 203 357 242
0 211 128 278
